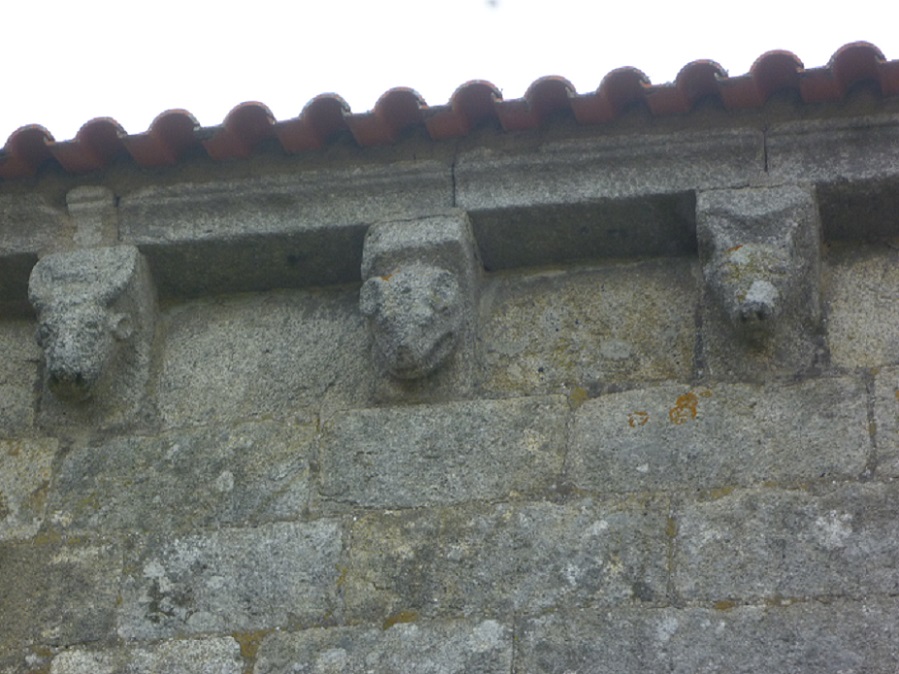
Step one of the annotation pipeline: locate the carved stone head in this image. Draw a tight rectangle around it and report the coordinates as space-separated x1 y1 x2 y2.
28 246 156 404
360 264 463 379
697 186 822 379
360 211 479 382
706 240 793 333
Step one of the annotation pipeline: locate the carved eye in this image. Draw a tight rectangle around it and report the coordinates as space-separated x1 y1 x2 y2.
428 271 459 313
110 313 134 341
35 323 52 347
359 278 382 317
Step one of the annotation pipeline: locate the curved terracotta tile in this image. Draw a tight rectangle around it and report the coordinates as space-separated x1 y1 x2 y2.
1 42 897 180
50 118 126 173
425 81 502 139
275 94 351 153
0 125 54 179
203 102 276 160
123 110 200 167
647 60 726 115
347 88 427 146
801 42 885 102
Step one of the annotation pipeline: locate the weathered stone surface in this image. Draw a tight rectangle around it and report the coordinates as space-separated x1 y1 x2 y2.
360 211 480 383
517 599 899 674
824 244 899 369
469 127 764 205
50 637 242 674
255 619 512 674
874 366 899 476
318 396 568 508
516 607 668 674
768 117 899 184
118 519 342 639
0 319 39 434
697 186 823 379
674 483 899 601
0 541 120 650
480 259 696 395
67 186 119 249
818 176 899 243
344 497 668 621
456 130 760 271
0 438 56 540
0 193 67 258
48 421 313 535
664 599 899 674
119 163 452 297
570 377 870 493
30 246 157 429
156 287 373 428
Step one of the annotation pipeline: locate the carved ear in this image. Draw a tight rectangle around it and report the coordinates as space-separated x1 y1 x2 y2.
109 312 134 341
359 277 383 317
35 322 52 348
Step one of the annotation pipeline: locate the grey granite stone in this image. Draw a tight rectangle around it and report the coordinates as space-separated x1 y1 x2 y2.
29 246 157 427
697 185 823 379
0 196 67 314
0 320 39 435
255 619 512 674
516 607 669 674
674 483 899 601
0 540 120 651
118 163 452 297
360 211 480 385
0 193 68 257
317 396 568 508
47 421 314 535
873 365 899 476
768 116 899 184
118 519 342 639
517 599 899 674
569 377 870 493
665 599 899 674
67 186 119 249
0 438 57 541
824 243 899 369
480 259 696 395
343 497 668 621
155 286 373 428
50 637 242 674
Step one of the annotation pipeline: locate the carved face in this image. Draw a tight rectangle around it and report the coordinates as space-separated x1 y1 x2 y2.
35 301 133 401
360 265 462 379
708 241 792 330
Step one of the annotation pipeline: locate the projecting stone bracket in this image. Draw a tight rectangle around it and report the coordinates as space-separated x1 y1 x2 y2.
28 245 157 422
697 185 823 379
360 210 480 386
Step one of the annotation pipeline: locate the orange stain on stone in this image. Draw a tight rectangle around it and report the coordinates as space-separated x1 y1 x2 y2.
628 411 650 427
669 391 699 425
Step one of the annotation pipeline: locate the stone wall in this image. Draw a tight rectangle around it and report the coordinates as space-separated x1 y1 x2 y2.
2 98 899 673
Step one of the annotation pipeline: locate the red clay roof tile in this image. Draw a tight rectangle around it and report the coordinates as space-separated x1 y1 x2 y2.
1 42 895 180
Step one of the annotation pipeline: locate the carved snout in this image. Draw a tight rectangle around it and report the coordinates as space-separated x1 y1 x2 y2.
35 304 133 401
736 279 781 325
707 243 791 336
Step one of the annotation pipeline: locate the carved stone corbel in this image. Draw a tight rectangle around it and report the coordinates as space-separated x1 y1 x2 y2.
697 185 823 378
28 245 157 422
360 210 480 387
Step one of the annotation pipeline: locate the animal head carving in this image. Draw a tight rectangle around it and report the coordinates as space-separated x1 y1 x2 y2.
360 211 480 382
360 264 463 379
28 246 155 403
706 240 794 333
698 186 821 352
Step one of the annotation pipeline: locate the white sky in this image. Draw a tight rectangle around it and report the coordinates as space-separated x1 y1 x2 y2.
4 0 898 142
